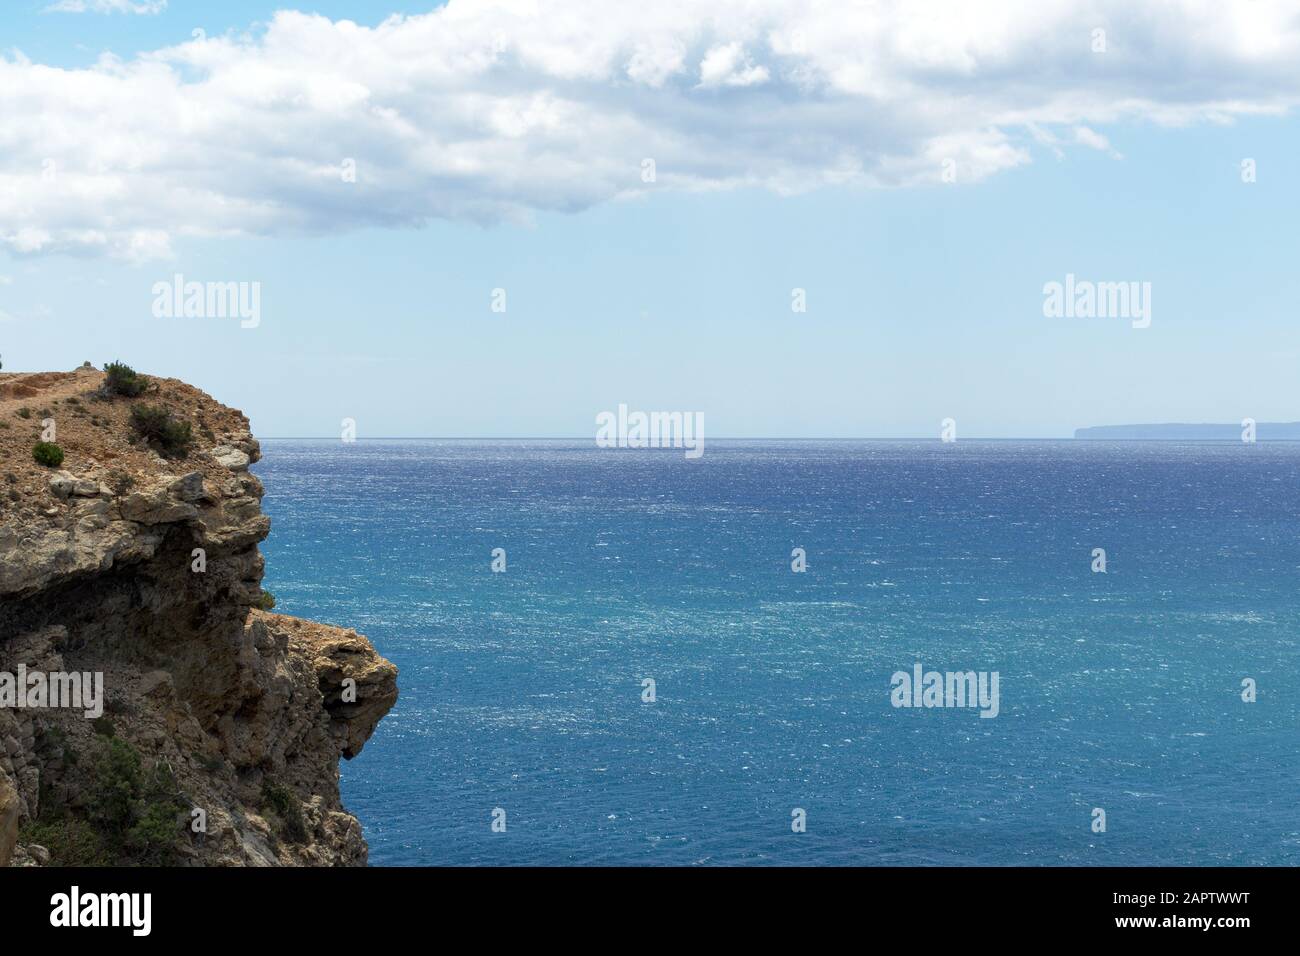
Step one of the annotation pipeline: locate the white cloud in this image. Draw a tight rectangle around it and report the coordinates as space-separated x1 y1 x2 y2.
4 0 1300 259
699 42 770 88
45 1 167 13
1073 125 1122 158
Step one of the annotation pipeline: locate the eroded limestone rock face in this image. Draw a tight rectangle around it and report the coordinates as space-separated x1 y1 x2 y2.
0 367 397 866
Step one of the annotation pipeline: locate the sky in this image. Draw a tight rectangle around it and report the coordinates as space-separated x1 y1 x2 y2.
1 0 1299 438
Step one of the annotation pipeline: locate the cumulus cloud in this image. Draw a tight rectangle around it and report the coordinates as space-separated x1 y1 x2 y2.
3 0 1300 258
45 1 167 13
1073 125 1123 158
699 42 770 88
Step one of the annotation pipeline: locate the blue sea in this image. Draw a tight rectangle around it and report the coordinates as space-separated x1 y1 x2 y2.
253 440 1300 866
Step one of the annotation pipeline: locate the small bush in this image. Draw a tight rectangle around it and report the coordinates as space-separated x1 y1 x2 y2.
261 780 308 845
103 361 148 397
32 442 64 467
127 800 185 865
256 589 277 610
16 407 31 419
129 405 193 458
127 763 186 865
90 737 141 834
35 724 70 757
107 469 136 495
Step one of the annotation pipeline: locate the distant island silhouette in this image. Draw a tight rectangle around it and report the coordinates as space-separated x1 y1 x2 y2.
1074 422 1300 440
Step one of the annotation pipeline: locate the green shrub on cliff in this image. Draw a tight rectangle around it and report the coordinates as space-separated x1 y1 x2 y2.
103 361 148 397
256 589 277 610
32 441 64 467
20 736 186 866
261 780 308 845
91 736 142 834
19 817 109 867
129 405 193 458
127 763 187 866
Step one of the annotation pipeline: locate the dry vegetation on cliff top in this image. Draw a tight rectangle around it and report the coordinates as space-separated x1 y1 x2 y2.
0 364 397 867
0 363 253 517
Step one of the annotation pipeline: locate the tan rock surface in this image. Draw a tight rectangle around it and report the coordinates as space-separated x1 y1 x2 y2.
0 365 397 866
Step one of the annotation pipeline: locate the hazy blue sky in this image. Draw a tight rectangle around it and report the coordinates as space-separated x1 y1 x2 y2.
2 1 1298 437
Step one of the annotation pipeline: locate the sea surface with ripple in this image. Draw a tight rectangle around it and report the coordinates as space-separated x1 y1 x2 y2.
254 439 1300 866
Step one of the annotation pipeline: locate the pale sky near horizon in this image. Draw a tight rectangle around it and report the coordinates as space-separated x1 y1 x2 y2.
2 1 1299 438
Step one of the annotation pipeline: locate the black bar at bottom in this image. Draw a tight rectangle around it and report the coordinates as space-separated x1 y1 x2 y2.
0 865 1274 941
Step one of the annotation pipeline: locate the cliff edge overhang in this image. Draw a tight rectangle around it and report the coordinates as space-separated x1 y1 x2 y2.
0 365 396 867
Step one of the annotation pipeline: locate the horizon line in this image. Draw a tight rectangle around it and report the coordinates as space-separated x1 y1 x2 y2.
255 435 1300 442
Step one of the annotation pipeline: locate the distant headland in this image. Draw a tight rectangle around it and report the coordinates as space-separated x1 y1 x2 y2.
1074 422 1300 440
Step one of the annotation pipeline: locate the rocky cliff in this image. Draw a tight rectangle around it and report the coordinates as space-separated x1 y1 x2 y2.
0 364 396 866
